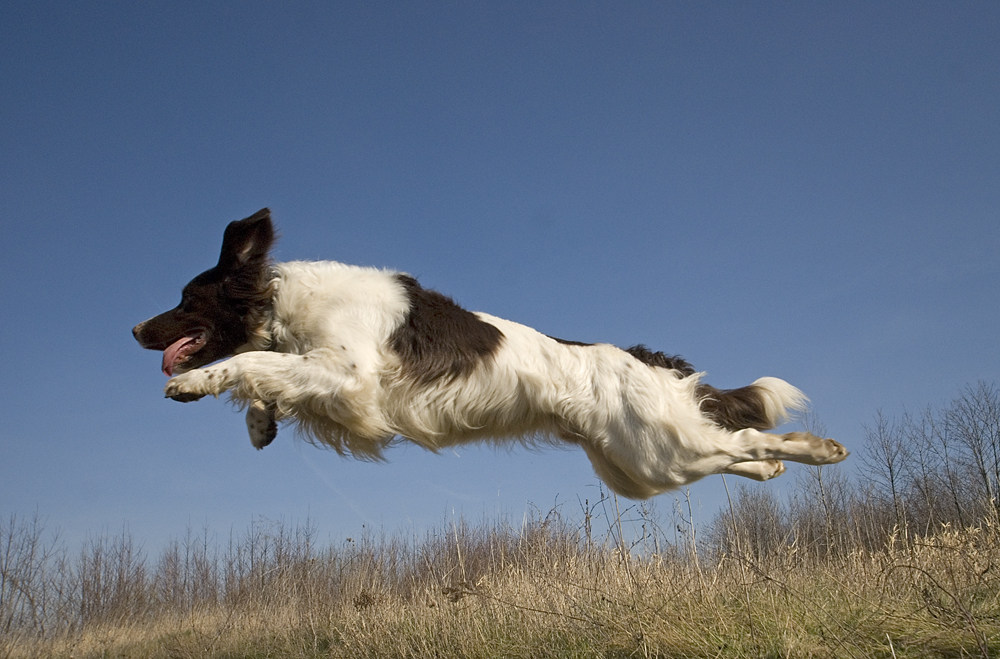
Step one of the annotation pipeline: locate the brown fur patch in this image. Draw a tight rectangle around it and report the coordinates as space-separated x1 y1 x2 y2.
389 274 504 383
624 345 696 376
696 383 772 431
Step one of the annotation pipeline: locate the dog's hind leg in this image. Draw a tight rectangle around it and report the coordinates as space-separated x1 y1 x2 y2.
671 428 846 489
726 429 848 467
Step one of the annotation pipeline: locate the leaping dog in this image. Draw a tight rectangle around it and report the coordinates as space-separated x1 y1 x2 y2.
133 209 847 498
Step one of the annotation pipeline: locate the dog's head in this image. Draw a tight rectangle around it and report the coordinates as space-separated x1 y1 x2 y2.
133 208 276 376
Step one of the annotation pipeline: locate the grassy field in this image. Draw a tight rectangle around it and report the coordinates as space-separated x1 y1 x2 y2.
5 383 1000 657
3 502 998 658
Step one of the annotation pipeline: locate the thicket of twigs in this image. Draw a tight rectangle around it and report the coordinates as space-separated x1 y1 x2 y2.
3 382 999 658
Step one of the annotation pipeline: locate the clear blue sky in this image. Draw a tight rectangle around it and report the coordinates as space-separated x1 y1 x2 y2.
3 1 998 551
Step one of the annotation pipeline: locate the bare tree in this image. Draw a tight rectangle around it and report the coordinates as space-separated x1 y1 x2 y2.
904 406 970 528
860 410 909 530
947 382 1000 522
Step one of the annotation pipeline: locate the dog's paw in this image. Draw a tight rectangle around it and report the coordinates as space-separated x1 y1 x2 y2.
246 400 278 449
819 438 849 464
759 459 786 480
783 432 849 465
165 370 217 402
724 459 786 481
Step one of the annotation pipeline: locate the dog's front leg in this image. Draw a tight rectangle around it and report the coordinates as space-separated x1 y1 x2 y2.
164 349 391 444
164 350 349 403
165 359 278 448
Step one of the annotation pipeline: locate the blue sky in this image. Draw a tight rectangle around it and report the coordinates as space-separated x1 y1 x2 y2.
3 1 998 551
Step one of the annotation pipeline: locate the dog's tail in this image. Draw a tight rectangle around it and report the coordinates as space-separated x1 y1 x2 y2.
697 377 808 431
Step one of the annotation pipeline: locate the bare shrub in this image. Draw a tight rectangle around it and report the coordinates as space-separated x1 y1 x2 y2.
0 514 63 641
75 527 150 626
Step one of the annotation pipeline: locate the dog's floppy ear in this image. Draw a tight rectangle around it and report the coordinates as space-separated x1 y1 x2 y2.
217 208 275 271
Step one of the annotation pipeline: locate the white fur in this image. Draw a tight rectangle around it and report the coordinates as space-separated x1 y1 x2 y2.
165 260 848 498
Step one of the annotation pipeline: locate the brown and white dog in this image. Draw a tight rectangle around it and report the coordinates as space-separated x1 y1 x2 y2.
133 209 847 498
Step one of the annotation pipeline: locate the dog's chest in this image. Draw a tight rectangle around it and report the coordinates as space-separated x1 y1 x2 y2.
269 262 410 356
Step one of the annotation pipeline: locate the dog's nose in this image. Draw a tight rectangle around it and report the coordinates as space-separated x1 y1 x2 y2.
132 323 144 340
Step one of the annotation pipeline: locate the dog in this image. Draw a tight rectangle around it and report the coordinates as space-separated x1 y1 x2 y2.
133 209 847 498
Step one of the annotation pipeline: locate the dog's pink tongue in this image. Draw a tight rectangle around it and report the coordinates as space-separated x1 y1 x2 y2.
162 335 200 377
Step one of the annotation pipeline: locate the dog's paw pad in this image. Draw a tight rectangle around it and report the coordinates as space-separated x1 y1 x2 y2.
762 459 786 480
255 422 278 449
167 391 206 403
823 439 849 463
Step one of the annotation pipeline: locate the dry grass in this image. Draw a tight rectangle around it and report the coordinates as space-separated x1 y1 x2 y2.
9 386 1000 656
3 506 999 659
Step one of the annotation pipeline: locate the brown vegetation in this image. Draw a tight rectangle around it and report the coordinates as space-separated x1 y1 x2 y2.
3 382 999 658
